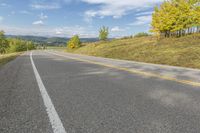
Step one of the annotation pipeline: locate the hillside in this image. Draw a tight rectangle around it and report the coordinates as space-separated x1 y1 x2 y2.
6 35 99 46
67 34 200 69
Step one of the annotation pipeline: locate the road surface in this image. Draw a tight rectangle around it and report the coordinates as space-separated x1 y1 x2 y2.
1 50 200 133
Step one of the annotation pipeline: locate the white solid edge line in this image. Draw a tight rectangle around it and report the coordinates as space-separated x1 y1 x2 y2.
30 52 67 133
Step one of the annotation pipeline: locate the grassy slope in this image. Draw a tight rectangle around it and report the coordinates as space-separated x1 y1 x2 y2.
0 53 21 67
67 34 200 69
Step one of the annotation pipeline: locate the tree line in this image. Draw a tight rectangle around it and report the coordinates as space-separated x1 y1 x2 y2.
0 31 35 54
151 0 200 38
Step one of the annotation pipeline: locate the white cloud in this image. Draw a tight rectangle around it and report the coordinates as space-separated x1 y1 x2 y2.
39 13 48 19
31 3 60 10
136 11 153 16
129 15 152 26
30 0 75 10
0 16 3 22
111 26 125 32
19 10 32 15
1 3 7 6
32 20 44 26
0 3 10 7
0 25 51 36
56 30 62 35
54 25 96 37
82 0 163 21
11 11 15 15
84 10 97 22
0 25 97 38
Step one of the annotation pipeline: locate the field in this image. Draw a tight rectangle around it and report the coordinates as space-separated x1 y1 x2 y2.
66 34 200 69
0 53 21 67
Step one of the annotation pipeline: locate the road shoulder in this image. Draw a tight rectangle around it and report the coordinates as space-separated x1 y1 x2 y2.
48 50 200 87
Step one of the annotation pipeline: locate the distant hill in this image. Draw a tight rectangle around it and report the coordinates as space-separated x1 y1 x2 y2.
6 35 99 46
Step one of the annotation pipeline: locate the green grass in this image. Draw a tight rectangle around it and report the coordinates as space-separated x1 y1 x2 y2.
0 52 22 67
66 34 200 69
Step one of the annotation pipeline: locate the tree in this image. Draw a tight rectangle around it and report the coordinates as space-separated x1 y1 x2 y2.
0 31 9 54
67 35 81 49
27 41 35 50
99 26 109 41
151 0 200 37
7 38 35 52
151 1 180 37
194 1 200 32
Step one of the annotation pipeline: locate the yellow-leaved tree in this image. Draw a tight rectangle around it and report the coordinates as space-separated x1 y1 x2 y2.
151 0 200 37
67 35 81 49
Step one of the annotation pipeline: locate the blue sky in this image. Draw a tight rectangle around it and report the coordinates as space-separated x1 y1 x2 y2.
0 0 163 38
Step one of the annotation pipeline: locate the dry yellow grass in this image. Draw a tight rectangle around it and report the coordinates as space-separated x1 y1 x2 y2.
0 52 21 67
66 34 200 69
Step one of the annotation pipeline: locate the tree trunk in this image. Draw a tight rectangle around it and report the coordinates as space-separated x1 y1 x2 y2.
197 26 200 33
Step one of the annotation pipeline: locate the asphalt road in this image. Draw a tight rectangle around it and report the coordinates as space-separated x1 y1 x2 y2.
1 50 200 133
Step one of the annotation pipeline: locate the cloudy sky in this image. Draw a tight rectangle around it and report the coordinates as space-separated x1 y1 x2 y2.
0 0 163 38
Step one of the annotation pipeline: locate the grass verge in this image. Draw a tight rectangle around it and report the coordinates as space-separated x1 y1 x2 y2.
66 34 200 69
0 52 22 67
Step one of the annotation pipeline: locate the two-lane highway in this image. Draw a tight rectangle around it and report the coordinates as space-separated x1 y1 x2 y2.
1 50 200 133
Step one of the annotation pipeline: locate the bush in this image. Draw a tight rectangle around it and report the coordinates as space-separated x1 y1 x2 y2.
0 31 9 54
99 26 109 41
7 38 35 52
67 35 81 49
121 36 133 39
27 41 36 50
134 32 150 38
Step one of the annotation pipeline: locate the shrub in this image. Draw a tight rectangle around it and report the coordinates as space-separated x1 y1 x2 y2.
7 38 35 52
121 36 133 39
134 32 150 38
0 31 9 54
99 26 109 41
67 35 81 49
